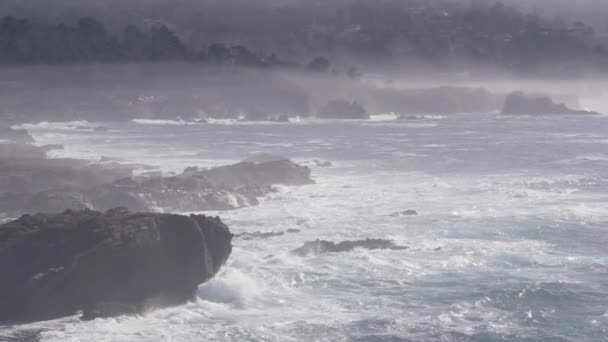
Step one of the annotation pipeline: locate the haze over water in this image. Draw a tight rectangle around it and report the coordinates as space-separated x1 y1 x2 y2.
3 113 608 341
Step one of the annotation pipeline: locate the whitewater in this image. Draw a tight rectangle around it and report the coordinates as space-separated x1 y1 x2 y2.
2 113 608 341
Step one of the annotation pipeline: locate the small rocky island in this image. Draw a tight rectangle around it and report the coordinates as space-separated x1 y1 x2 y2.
502 92 601 115
0 208 233 322
317 100 369 119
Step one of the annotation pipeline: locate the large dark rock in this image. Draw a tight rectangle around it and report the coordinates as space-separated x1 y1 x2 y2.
0 208 233 322
502 92 601 115
291 239 407 257
0 157 314 219
318 100 369 119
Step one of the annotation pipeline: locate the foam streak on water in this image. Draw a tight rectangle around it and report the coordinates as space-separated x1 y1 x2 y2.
3 114 608 341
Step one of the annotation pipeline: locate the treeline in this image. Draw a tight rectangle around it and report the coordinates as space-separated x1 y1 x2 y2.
0 16 325 69
264 0 607 74
1 0 608 74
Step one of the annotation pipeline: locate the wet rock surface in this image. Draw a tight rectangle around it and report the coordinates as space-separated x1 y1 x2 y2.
0 156 314 219
0 208 233 322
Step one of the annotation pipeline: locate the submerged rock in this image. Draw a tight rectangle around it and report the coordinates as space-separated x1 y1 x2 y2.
390 210 418 217
317 100 369 119
0 208 233 322
502 92 600 115
94 126 109 132
235 231 285 240
291 238 407 257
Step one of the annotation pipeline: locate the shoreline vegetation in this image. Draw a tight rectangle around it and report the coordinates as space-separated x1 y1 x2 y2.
0 0 607 76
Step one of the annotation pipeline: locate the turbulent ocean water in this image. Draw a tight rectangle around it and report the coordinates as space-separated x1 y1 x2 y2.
2 114 608 341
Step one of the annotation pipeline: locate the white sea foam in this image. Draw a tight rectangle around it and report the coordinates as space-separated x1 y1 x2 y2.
369 113 399 121
197 269 260 304
132 118 196 125
12 120 95 131
3 114 608 341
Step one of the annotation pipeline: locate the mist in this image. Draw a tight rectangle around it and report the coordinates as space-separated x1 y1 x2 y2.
1 1 608 341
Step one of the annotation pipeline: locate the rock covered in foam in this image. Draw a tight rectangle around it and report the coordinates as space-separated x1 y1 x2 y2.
291 239 407 257
0 208 233 322
502 92 601 116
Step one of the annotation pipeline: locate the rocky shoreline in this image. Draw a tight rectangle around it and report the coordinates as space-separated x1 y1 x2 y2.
0 135 314 219
0 208 233 322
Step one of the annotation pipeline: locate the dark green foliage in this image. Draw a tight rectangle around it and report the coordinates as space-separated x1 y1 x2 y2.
0 0 607 75
0 16 290 68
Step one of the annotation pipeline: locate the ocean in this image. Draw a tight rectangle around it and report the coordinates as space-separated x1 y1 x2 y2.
3 113 608 341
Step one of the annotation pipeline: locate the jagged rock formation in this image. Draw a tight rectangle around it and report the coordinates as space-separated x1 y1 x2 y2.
291 239 408 257
390 210 418 217
502 92 601 115
317 100 369 119
0 156 314 219
0 208 233 322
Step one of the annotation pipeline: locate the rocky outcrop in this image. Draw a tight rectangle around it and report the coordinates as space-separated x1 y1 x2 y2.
317 100 369 119
89 158 313 212
0 157 314 219
502 92 601 115
0 155 134 195
0 208 233 322
291 239 407 257
373 86 503 115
